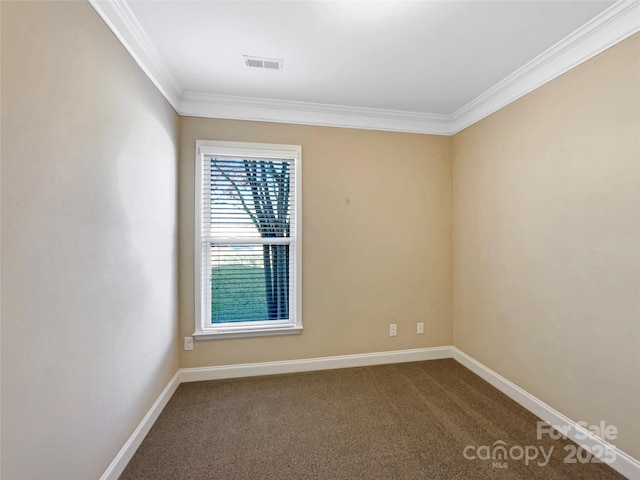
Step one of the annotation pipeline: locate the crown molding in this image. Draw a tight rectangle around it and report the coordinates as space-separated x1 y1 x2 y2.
450 0 640 134
88 0 183 110
179 92 452 135
90 0 639 136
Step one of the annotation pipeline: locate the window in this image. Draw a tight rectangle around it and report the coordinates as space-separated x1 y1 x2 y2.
195 140 302 338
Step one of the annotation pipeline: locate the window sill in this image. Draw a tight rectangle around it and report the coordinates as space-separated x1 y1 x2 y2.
194 326 303 340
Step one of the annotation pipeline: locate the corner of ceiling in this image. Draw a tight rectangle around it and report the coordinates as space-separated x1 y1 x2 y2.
89 0 640 137
88 0 183 110
449 0 640 135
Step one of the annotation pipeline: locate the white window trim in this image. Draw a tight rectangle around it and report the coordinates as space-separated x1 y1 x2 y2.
194 140 302 340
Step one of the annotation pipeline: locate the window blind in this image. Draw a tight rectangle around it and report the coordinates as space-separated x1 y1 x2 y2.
201 156 296 326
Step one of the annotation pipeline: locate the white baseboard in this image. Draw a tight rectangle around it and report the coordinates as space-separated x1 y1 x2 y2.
179 346 454 383
452 348 640 480
100 346 453 479
100 370 182 480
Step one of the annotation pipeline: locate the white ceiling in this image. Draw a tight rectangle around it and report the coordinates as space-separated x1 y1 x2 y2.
91 0 639 134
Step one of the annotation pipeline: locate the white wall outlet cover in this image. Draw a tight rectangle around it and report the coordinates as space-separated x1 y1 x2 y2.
184 337 194 351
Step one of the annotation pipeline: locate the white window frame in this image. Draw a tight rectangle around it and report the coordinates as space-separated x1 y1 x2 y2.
194 140 302 339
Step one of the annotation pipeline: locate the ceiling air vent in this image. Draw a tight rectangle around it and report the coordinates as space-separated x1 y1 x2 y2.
244 55 283 71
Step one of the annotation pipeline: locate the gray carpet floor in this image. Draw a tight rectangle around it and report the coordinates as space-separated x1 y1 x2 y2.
121 359 624 479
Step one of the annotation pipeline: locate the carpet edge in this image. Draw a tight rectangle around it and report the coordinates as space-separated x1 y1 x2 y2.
452 348 640 480
100 370 182 480
179 346 455 382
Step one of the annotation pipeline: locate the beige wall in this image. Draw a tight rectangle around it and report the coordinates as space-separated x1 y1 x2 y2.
452 33 640 459
1 2 179 478
180 118 453 367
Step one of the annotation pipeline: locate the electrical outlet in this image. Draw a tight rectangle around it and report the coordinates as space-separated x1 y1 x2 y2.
417 322 424 334
184 336 194 351
389 324 398 337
